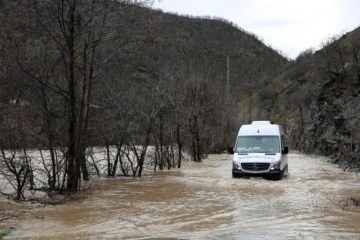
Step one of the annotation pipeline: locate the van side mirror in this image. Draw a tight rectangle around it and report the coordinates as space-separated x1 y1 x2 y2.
282 146 289 154
227 146 234 155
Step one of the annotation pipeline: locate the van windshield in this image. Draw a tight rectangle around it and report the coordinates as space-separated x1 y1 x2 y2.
235 136 280 153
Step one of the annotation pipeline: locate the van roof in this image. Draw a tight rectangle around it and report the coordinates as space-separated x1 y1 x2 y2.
238 121 283 136
251 121 271 125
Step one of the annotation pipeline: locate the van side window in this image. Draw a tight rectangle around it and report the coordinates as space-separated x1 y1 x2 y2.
281 136 286 150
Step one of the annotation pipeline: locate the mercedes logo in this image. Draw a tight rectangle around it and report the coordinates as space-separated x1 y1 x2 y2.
252 163 258 170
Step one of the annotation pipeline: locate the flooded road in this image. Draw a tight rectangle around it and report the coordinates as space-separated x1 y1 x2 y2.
2 152 360 239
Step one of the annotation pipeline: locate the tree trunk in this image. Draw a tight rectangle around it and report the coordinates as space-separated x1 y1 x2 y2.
176 123 182 168
159 115 164 170
66 2 79 191
111 145 121 177
106 143 111 176
41 88 57 189
137 118 154 177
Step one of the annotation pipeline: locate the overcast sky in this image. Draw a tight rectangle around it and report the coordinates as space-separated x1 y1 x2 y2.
151 0 360 59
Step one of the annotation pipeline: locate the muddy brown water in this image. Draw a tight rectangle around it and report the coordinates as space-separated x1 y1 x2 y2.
1 152 360 239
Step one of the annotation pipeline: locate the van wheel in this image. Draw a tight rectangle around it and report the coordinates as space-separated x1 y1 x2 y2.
275 165 288 180
283 165 288 178
275 169 284 180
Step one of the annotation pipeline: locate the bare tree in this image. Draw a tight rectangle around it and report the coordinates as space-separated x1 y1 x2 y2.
5 0 155 191
0 115 33 201
126 74 167 176
347 31 360 84
183 69 220 161
320 35 348 83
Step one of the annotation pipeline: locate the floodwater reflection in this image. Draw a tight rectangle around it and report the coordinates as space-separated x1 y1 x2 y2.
2 153 360 239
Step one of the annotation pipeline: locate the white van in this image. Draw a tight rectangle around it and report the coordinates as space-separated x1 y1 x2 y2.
230 121 288 180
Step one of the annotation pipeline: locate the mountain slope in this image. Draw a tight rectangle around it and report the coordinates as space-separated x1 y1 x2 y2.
149 10 288 87
0 1 290 154
262 26 360 170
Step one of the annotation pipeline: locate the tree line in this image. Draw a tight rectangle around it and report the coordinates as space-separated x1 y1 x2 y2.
0 0 233 200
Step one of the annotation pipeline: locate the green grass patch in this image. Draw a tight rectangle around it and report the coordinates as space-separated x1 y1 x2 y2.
0 231 7 239
0 227 15 239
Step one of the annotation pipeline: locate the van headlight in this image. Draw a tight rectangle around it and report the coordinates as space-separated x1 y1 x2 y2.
233 162 240 169
271 161 281 170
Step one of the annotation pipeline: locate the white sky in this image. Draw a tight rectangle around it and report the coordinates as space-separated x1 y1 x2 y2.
151 0 360 59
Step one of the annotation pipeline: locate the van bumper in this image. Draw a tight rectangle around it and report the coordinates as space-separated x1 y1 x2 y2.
232 169 282 177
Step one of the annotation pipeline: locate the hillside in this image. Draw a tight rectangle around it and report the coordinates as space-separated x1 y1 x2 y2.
262 26 360 170
150 10 288 89
0 1 289 158
143 9 290 137
97 7 291 146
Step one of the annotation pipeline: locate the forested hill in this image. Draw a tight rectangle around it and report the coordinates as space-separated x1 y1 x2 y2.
152 9 360 170
132 7 290 139
151 8 360 170
261 26 360 170
148 8 289 88
0 0 289 156
0 0 293 194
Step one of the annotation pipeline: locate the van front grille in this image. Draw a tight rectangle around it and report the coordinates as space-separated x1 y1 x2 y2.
241 162 270 171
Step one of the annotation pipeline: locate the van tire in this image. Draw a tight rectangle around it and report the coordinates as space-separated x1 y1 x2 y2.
232 172 242 178
276 170 284 180
275 165 288 180
283 165 288 178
